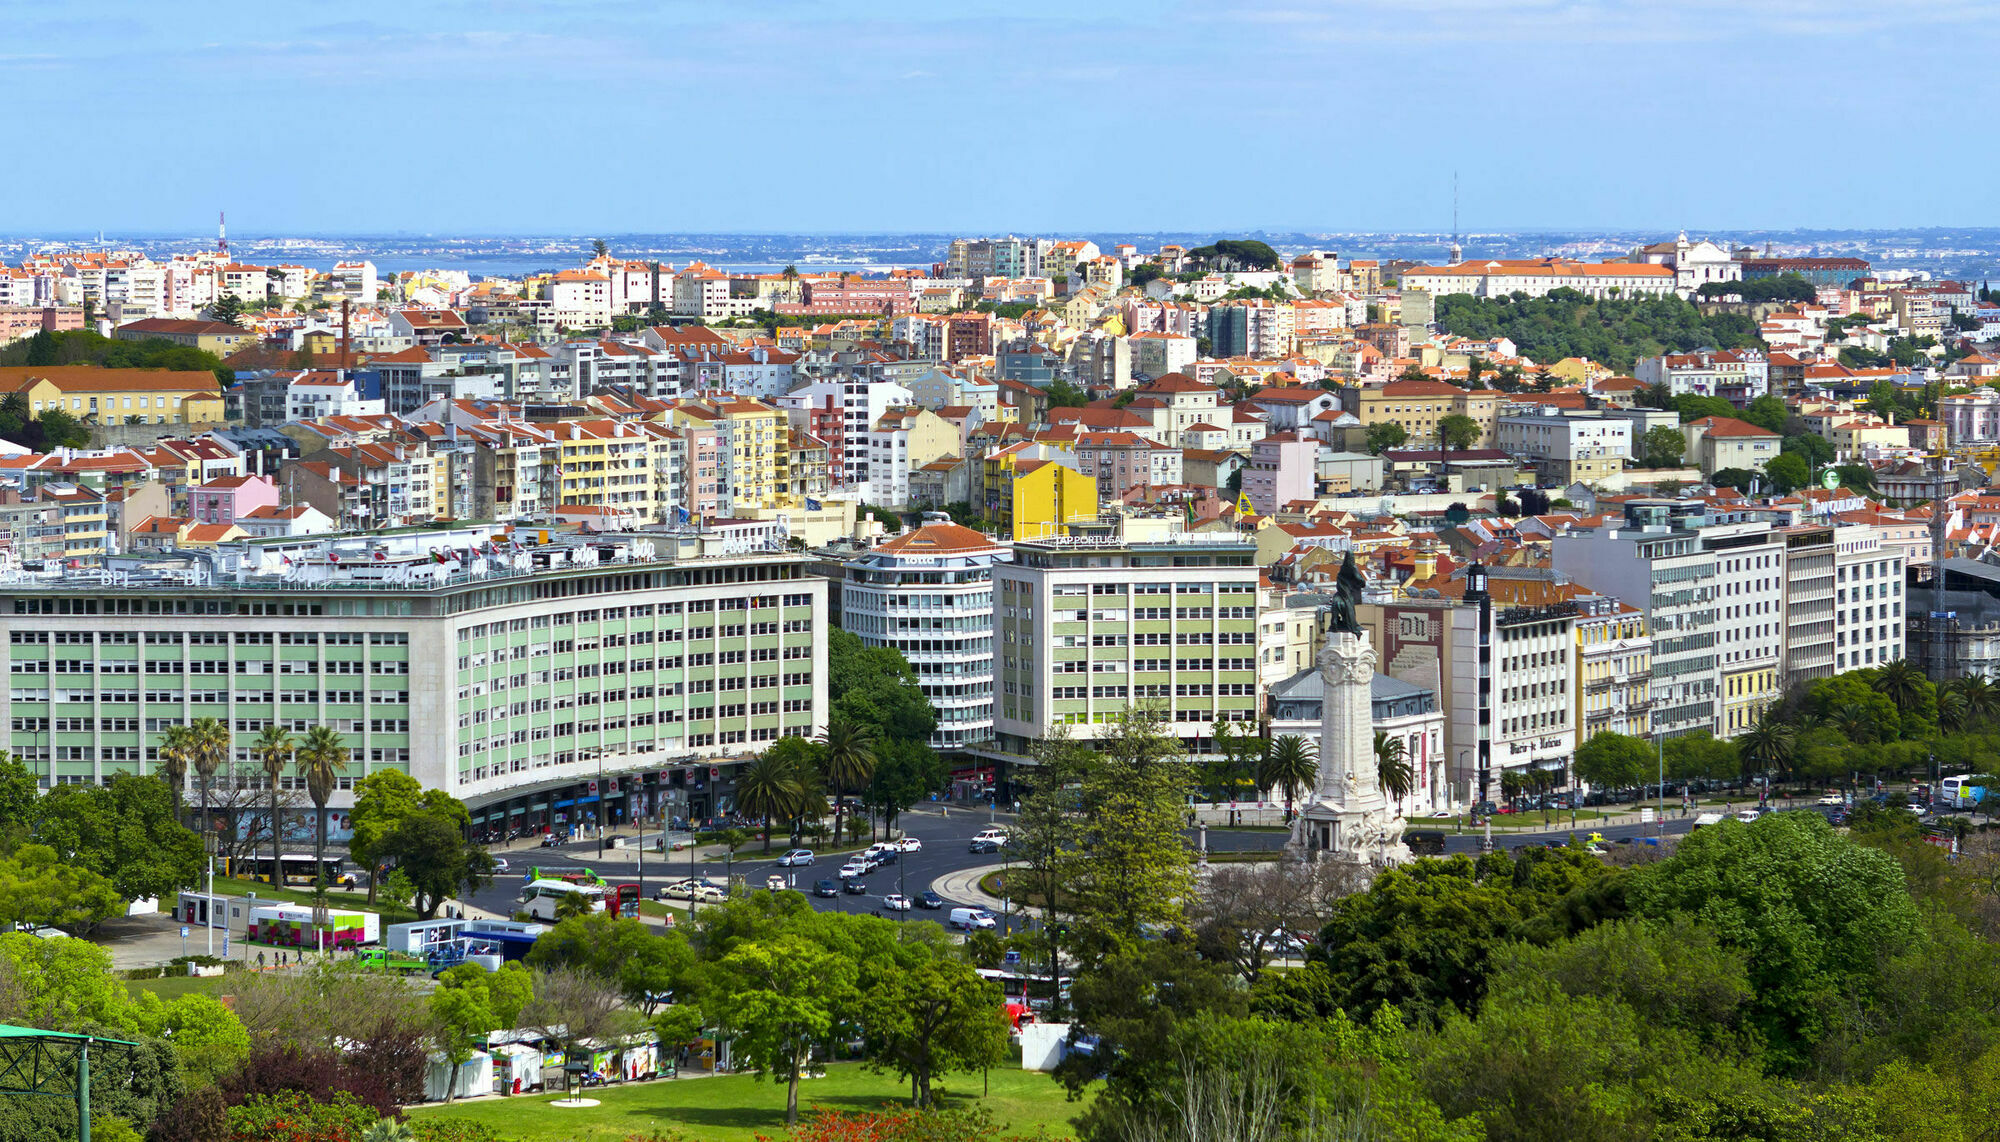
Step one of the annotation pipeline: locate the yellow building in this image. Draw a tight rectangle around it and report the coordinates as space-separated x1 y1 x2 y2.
0 366 225 426
672 397 787 512
1576 596 1652 740
1344 379 1500 446
552 419 657 525
983 444 1096 540
1721 663 1781 737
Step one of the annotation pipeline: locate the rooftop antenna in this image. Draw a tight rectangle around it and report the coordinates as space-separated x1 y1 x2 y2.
1449 172 1462 264
217 211 228 257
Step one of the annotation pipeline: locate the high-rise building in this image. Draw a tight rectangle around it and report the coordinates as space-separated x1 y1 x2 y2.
0 538 829 837
1553 500 1718 739
840 523 1006 750
993 533 1262 756
1703 521 1786 737
1834 526 1907 673
1781 525 1837 691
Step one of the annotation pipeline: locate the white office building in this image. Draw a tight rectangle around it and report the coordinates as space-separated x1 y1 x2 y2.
840 523 1006 749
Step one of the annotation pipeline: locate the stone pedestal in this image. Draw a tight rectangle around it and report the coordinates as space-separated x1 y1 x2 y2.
1287 629 1409 866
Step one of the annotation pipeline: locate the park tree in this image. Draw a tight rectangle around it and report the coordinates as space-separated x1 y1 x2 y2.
1674 395 1737 423
1663 731 1739 783
863 738 946 841
429 962 535 1100
826 628 937 744
1573 732 1651 797
349 770 470 904
706 935 859 1126
33 773 203 905
861 932 1010 1107
1064 712 1197 959
1628 811 1923 1071
0 754 35 835
526 912 691 1014
1256 734 1317 821
816 718 877 847
295 726 348 901
0 843 124 935
378 813 494 919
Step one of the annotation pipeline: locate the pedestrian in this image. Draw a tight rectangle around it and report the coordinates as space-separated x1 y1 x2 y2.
257 951 265 969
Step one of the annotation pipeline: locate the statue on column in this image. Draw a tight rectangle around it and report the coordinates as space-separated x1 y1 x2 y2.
1286 548 1409 867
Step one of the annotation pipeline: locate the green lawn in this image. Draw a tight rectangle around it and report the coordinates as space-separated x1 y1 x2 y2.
405 1062 1085 1141
122 973 228 1000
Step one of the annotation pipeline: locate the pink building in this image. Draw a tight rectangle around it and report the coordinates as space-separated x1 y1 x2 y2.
188 474 279 526
1244 432 1317 515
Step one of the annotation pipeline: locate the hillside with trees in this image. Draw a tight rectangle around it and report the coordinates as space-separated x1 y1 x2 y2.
1435 287 1762 372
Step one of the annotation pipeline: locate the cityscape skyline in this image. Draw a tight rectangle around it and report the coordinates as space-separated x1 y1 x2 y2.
6 1 1993 233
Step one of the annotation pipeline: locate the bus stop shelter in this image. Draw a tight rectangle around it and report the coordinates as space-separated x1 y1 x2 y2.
0 1024 137 1142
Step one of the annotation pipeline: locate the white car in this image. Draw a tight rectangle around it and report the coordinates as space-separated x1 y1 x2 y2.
1257 931 1310 957
1735 809 1762 824
894 836 922 853
655 879 726 903
838 862 869 880
882 894 912 911
777 849 815 867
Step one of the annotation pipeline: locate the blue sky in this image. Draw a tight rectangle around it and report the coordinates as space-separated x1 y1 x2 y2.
2 0 1989 234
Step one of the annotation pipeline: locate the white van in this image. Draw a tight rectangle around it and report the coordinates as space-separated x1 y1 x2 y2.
949 907 997 931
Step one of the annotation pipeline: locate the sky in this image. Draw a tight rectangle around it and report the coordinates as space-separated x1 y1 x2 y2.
2 0 1992 235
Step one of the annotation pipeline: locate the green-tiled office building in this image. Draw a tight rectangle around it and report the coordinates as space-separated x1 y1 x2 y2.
993 535 1263 757
0 545 828 838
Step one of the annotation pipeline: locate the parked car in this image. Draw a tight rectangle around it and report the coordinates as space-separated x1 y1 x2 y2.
777 849 816 867
1257 930 1309 957
894 837 923 853
843 879 869 895
1816 792 1846 806
882 894 912 911
916 890 946 910
813 879 839 898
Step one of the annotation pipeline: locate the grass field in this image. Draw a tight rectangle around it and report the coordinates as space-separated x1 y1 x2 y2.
405 1062 1084 1141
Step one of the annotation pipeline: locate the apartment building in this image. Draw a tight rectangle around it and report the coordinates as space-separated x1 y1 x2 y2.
1834 527 1907 672
0 540 829 836
1494 409 1631 486
1782 526 1837 691
1634 349 1769 404
1342 380 1501 447
992 534 1262 757
1553 500 1719 739
1575 595 1653 741
840 523 1005 749
1704 522 1786 737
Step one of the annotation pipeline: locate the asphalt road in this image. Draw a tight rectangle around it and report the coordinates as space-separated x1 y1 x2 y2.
467 804 1013 921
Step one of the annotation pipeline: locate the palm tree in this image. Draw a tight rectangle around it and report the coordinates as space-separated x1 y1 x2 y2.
253 726 295 886
1736 717 1797 782
1939 687 1969 734
157 724 193 825
1957 675 2000 728
1832 702 1877 744
1256 735 1318 822
1875 658 1926 710
554 891 596 921
186 717 231 846
816 720 877 848
1374 732 1413 809
735 752 805 853
295 726 349 902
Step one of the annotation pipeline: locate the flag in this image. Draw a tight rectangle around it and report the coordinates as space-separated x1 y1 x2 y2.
372 550 387 563
431 549 447 565
281 554 292 566
328 552 340 564
1236 491 1255 517
805 498 822 511
675 506 690 526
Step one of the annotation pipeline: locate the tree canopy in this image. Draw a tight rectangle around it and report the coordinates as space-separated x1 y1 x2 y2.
1435 289 1762 373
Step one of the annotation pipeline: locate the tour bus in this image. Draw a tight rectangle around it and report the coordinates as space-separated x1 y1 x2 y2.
976 966 1072 1011
519 879 608 922
228 853 354 889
